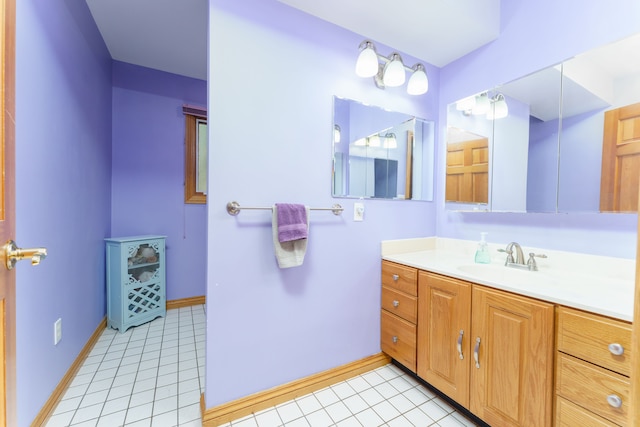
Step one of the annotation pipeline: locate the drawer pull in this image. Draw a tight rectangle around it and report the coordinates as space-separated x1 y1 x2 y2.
392 336 398 344
474 337 481 368
392 300 399 308
392 274 399 281
607 394 622 408
457 330 464 360
608 343 624 356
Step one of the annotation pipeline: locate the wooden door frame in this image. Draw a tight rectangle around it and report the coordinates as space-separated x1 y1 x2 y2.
0 0 16 426
631 193 640 424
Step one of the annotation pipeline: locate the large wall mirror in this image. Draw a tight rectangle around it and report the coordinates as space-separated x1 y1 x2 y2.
446 32 640 213
332 96 435 201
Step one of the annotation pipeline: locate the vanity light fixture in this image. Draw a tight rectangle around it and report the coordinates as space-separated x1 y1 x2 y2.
334 124 341 143
355 40 429 95
471 92 490 115
383 53 406 87
355 41 379 77
486 94 509 119
407 64 429 95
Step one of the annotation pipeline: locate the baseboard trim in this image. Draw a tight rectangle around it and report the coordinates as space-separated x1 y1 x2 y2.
200 352 391 427
31 317 107 427
166 295 205 310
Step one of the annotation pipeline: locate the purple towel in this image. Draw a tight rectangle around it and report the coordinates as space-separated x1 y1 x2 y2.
275 203 308 243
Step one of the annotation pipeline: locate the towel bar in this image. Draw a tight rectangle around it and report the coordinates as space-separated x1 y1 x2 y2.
226 201 343 216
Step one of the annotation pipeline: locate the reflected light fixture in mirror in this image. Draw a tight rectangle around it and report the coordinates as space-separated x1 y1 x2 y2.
471 92 490 115
486 94 509 119
355 40 429 95
334 124 341 143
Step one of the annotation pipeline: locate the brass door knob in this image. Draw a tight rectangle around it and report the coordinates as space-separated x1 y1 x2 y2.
3 240 47 270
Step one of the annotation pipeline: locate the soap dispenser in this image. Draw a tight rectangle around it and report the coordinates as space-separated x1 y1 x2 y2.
474 232 491 264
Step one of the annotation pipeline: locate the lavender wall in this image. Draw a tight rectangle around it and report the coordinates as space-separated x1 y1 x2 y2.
15 1 112 425
205 0 439 407
437 0 640 258
111 61 207 301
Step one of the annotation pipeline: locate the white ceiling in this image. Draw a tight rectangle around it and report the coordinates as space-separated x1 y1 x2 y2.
276 0 501 67
85 0 501 81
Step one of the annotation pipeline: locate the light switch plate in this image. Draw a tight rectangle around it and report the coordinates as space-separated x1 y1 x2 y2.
354 202 364 221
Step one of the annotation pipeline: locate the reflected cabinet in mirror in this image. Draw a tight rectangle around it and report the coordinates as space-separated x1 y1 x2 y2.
332 96 435 201
446 32 640 213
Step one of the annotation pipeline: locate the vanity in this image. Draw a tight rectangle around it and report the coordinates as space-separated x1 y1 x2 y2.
380 237 634 427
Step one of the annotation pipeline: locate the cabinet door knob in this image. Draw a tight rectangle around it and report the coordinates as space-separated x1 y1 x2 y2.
607 394 622 408
392 274 399 281
457 330 464 360
608 343 624 356
474 337 481 368
392 300 399 308
392 336 398 344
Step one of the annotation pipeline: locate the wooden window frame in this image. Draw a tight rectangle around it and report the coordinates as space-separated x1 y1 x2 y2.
184 105 207 204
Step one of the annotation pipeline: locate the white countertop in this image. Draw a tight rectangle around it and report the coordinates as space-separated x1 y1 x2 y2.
382 237 636 322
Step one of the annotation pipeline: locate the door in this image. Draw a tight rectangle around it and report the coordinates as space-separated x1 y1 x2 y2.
469 286 554 427
446 138 489 203
417 272 471 408
0 0 15 426
600 102 640 212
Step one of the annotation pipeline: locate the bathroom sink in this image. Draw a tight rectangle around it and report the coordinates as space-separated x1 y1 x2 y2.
455 263 540 286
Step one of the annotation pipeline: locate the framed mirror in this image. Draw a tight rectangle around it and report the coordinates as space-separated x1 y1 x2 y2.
558 33 640 213
446 32 640 213
332 96 435 201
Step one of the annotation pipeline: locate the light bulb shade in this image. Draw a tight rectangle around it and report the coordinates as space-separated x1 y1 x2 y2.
383 53 405 87
407 65 428 95
486 95 509 120
355 42 379 78
384 133 397 149
471 93 490 115
368 135 381 147
493 96 509 119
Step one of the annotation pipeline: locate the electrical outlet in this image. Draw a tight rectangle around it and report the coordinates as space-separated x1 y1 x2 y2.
54 318 62 345
354 202 365 221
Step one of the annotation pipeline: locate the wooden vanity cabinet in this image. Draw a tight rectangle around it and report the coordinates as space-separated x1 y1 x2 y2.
380 261 418 372
416 272 554 426
417 271 471 407
470 285 555 427
555 306 632 426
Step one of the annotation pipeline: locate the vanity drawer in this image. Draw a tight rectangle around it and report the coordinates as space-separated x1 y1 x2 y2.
381 310 416 372
381 286 417 323
555 396 617 427
556 353 629 426
381 261 417 296
556 306 632 376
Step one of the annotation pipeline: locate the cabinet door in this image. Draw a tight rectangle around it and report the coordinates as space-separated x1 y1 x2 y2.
470 285 554 427
417 272 471 408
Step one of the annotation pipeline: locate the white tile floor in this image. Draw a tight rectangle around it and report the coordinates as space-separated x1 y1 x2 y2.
220 363 480 427
45 305 206 427
44 304 480 427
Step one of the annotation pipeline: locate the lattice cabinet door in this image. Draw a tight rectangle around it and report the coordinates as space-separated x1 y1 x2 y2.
105 235 167 333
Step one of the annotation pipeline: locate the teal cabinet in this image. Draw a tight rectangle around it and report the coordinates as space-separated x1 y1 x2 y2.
105 235 166 333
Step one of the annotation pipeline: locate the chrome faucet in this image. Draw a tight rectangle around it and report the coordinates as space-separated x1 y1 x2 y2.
498 242 547 271
504 242 525 265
